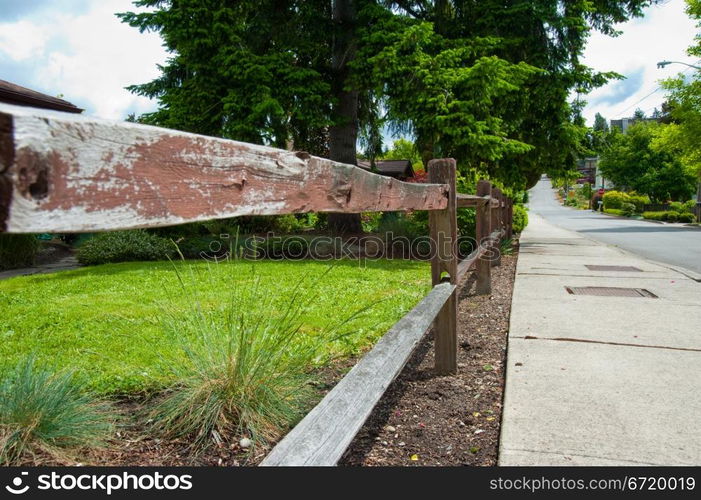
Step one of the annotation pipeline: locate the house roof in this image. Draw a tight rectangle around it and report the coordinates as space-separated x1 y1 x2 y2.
0 79 82 113
357 159 414 178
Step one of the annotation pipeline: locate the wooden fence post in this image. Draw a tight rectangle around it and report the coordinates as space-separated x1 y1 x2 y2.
475 180 492 295
491 187 502 267
428 158 458 375
506 198 513 240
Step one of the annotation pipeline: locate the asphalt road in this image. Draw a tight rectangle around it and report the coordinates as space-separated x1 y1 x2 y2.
528 177 701 275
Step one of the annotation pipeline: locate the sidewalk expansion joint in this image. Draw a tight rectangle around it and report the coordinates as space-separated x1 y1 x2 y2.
517 272 686 280
501 447 669 466
517 335 701 353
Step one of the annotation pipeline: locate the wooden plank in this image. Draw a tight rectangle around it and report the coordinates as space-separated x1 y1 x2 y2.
475 180 492 294
260 283 457 466
428 158 458 375
457 246 482 281
0 103 448 233
457 228 505 281
491 187 503 267
456 193 488 208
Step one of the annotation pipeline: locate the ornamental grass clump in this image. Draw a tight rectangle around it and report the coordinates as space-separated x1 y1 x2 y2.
150 263 367 452
0 356 114 465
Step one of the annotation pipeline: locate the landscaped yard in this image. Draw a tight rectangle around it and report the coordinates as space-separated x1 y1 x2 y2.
0 259 431 395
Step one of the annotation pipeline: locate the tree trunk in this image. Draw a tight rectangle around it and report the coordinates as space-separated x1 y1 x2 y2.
327 0 363 234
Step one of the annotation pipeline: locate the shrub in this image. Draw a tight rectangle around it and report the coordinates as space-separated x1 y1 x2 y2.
621 203 636 217
150 268 365 450
669 201 684 213
602 190 630 210
580 184 593 200
627 194 650 213
361 212 383 233
406 205 477 251
681 200 696 214
273 214 305 234
666 211 679 222
512 205 528 233
377 213 427 240
678 213 695 223
604 208 625 216
175 235 236 260
642 211 667 221
0 357 113 465
499 238 515 256
77 230 175 265
0 235 39 271
314 212 328 230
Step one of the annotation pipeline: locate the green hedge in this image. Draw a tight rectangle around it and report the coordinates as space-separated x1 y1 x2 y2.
602 191 629 210
77 230 175 265
0 235 39 271
604 208 625 216
683 200 696 214
628 194 650 212
602 191 649 213
642 211 696 223
642 211 666 221
512 205 528 233
621 203 636 217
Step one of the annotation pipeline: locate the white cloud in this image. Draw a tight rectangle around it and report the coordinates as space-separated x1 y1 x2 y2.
582 0 698 124
0 20 49 61
0 0 167 119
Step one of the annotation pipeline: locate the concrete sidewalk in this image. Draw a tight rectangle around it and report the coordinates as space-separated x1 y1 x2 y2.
499 213 701 465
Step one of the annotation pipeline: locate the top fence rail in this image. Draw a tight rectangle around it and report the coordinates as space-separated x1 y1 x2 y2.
0 103 449 234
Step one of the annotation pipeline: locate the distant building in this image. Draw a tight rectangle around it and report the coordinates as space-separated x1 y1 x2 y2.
610 116 657 134
357 159 415 180
595 163 615 190
0 79 82 113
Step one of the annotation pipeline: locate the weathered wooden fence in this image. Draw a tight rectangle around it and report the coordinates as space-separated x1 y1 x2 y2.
0 102 513 466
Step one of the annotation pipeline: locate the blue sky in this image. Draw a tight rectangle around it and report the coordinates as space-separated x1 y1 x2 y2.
0 0 698 126
0 0 167 119
581 0 699 123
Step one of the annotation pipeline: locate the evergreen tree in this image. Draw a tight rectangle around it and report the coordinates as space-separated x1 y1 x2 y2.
593 113 609 133
120 0 656 231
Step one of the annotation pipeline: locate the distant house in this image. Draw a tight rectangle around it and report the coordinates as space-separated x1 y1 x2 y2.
0 79 82 113
357 159 415 180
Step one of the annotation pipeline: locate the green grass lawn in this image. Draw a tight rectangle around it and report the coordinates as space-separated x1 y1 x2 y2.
0 259 430 395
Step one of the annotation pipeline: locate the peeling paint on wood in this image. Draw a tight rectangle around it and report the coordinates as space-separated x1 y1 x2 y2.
0 103 448 233
0 112 13 231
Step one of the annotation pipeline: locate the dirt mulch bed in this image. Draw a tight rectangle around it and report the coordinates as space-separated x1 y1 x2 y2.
75 358 358 467
340 252 518 466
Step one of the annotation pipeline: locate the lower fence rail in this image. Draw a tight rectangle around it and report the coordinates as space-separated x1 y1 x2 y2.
260 282 456 466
